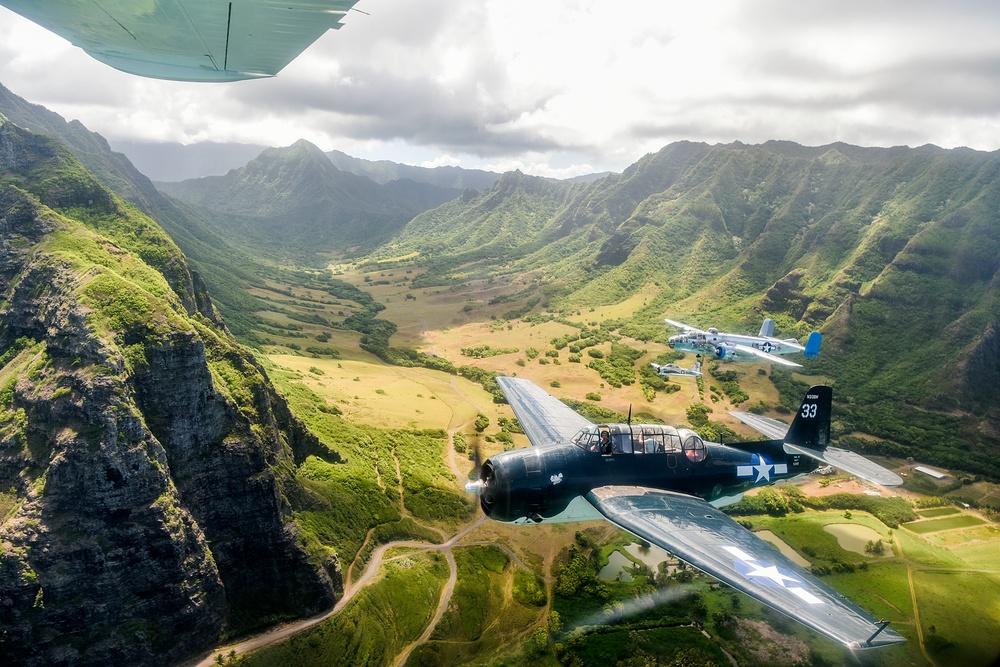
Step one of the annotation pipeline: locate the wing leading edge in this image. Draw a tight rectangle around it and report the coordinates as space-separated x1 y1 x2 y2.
1 0 361 82
586 486 906 649
496 376 593 448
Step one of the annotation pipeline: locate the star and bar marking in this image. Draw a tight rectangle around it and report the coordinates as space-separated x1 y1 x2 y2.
724 546 824 605
736 454 788 483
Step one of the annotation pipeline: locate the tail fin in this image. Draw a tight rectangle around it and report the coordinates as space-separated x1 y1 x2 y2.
784 386 831 449
758 318 775 338
804 331 822 358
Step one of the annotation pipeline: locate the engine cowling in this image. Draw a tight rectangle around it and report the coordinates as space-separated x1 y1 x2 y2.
465 447 575 522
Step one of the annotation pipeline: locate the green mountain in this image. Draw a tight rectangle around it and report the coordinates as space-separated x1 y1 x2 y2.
0 117 338 665
0 83 276 338
157 139 464 256
325 148 501 189
376 141 1000 477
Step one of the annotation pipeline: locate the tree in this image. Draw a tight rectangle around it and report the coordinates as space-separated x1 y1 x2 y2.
474 414 489 432
548 610 563 634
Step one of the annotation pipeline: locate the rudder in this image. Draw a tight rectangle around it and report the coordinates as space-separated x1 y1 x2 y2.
784 385 831 449
758 318 775 338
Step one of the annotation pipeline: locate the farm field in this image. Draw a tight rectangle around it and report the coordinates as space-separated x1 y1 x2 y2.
903 515 987 534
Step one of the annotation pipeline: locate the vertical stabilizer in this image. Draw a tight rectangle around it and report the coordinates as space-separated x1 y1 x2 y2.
804 332 822 358
758 318 776 338
784 386 831 449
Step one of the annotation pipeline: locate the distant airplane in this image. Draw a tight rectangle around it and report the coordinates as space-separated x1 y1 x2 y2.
665 317 821 368
466 377 904 650
0 0 362 82
649 360 702 377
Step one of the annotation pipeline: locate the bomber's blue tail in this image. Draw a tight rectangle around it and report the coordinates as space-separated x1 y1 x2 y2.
804 332 822 358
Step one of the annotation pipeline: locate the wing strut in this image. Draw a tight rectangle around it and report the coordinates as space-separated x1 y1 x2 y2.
866 620 893 646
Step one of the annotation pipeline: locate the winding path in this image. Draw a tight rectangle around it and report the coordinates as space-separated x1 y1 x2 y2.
187 319 523 666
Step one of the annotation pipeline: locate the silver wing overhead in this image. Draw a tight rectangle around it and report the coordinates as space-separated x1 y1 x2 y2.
1 0 360 82
496 376 593 448
730 412 904 487
586 486 906 649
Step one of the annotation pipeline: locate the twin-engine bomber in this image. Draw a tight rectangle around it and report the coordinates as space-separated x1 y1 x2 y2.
665 317 822 368
466 377 905 651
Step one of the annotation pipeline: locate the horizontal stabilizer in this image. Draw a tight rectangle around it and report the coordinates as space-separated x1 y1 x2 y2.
804 332 822 358
785 444 903 487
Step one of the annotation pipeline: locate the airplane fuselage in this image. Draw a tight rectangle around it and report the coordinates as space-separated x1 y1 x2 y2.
668 330 801 359
474 424 817 524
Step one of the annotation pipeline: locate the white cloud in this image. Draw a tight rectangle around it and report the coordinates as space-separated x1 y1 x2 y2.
2 0 1000 177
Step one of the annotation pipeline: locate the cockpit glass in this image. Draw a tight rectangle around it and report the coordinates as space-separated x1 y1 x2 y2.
683 435 707 463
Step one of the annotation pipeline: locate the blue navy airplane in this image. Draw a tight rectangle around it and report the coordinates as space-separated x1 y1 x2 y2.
466 377 905 650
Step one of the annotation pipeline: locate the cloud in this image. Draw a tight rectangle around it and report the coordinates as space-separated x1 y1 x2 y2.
2 0 1000 175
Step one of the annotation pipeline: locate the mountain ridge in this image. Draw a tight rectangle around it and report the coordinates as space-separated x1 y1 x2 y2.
0 112 338 666
157 138 465 256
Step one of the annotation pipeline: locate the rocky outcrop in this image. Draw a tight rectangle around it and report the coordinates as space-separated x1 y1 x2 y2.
0 122 336 665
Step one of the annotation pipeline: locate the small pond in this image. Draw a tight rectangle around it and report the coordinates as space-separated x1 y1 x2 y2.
599 550 635 581
824 523 890 556
754 530 811 567
599 542 676 581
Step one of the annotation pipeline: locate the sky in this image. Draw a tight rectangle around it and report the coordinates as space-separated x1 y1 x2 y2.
2 0 1000 179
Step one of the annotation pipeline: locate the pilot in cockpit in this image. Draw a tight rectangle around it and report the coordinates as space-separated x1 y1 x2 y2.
598 430 612 455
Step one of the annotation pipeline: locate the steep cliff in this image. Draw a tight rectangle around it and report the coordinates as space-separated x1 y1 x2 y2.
0 119 338 665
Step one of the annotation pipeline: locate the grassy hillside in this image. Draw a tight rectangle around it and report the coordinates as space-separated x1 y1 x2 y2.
354 142 1000 479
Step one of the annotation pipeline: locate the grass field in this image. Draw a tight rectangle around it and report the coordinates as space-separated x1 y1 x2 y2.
917 507 960 518
239 552 450 667
903 515 986 534
911 571 1000 666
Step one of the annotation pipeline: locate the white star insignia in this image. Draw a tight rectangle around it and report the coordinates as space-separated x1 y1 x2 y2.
744 564 801 587
753 459 773 482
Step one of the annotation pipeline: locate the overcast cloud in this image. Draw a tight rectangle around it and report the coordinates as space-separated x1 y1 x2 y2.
2 0 1000 177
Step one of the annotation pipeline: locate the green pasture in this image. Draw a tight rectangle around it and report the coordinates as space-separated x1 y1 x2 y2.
911 571 1000 667
894 528 966 568
239 553 450 667
270 353 494 432
949 538 1000 569
925 523 1000 546
267 366 472 567
903 515 986 534
421 545 545 666
337 265 536 348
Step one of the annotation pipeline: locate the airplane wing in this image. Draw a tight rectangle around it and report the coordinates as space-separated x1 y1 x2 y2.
664 318 705 334
650 362 702 378
0 0 361 82
729 411 791 441
731 343 802 367
586 486 906 649
730 412 904 486
496 376 593 448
